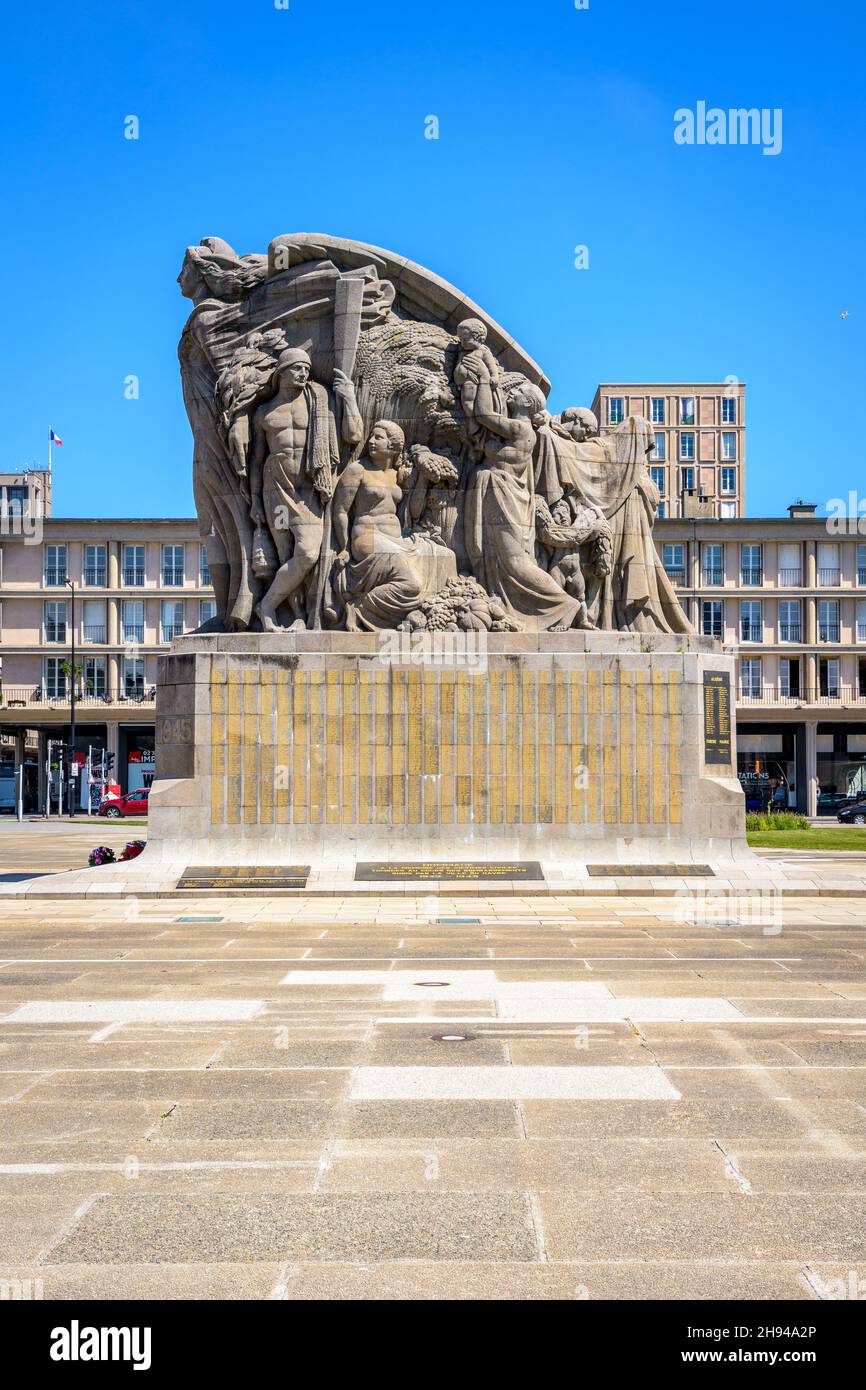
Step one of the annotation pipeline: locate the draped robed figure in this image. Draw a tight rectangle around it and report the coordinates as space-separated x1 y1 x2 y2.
534 412 693 634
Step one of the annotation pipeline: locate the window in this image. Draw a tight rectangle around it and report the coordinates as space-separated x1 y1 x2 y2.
123 544 145 586
43 656 67 699
858 600 866 643
720 501 737 518
123 657 145 699
679 433 695 462
779 599 801 642
721 396 737 424
819 657 840 699
679 396 695 426
741 544 763 585
83 544 106 587
701 600 723 638
740 600 763 643
858 544 866 586
44 544 67 586
199 543 211 587
721 431 736 461
663 543 685 583
6 485 28 516
651 398 665 424
702 543 724 585
720 467 736 495
680 467 695 493
818 599 840 642
162 544 185 587
817 542 840 586
651 432 666 460
649 466 665 494
608 397 624 425
82 599 106 644
122 600 144 644
739 657 762 699
82 657 107 699
200 599 217 626
44 600 67 643
656 502 666 518
779 658 800 699
161 600 184 642
779 543 802 586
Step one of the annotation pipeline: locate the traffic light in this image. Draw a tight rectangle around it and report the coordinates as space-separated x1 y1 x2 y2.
105 753 115 775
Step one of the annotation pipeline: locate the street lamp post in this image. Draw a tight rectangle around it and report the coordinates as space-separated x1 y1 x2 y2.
65 578 76 817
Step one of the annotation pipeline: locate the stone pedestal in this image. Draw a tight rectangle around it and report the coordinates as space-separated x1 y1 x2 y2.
148 632 746 871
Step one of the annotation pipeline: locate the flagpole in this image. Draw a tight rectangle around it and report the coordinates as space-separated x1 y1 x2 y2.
48 427 52 474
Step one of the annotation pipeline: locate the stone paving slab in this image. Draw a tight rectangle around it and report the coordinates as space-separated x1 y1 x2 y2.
1 843 865 1300
46 1192 539 1264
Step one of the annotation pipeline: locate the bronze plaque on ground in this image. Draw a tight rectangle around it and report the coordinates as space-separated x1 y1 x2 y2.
354 861 545 882
703 670 733 765
177 866 310 890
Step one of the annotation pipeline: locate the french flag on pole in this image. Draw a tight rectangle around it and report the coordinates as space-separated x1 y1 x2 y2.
49 428 63 446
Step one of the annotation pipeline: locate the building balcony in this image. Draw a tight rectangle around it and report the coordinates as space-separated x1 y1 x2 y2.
161 625 183 642
740 624 763 643
82 625 106 644
858 623 866 642
818 568 841 586
161 572 184 588
83 568 106 586
0 685 156 710
740 568 763 586
818 624 841 642
664 567 686 585
43 569 67 587
122 624 145 643
701 568 724 586
778 624 802 643
122 569 145 587
737 685 866 707
779 568 802 586
859 568 866 585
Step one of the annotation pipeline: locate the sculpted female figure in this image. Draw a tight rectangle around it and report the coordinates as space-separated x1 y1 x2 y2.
463 377 598 631
534 407 692 633
332 421 449 630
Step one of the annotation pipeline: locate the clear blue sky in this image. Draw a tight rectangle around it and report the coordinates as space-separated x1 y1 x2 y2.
0 0 861 518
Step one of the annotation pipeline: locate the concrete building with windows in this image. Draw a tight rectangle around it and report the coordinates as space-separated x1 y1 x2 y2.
0 469 212 810
655 503 866 815
592 382 746 519
2 441 857 819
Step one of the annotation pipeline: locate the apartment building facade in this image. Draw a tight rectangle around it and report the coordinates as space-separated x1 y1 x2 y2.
655 504 866 815
591 382 746 518
0 472 212 808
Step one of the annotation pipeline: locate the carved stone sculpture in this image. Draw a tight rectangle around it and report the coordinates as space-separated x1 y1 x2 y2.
177 233 693 636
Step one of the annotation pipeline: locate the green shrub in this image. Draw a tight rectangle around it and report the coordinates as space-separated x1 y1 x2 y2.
745 811 811 832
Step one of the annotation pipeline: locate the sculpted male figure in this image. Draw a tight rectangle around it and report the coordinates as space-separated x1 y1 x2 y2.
249 348 362 630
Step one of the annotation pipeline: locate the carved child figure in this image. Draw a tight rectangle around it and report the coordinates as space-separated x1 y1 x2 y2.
453 318 502 434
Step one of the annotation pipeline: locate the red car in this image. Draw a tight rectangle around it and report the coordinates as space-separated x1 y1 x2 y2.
98 787 150 818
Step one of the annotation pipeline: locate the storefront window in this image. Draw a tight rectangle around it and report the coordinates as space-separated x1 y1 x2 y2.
816 727 866 801
737 729 797 811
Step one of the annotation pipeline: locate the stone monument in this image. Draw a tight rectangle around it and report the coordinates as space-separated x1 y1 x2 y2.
149 233 745 887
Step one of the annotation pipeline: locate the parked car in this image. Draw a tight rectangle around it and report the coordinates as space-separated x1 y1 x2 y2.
98 787 150 818
837 799 866 825
817 792 856 816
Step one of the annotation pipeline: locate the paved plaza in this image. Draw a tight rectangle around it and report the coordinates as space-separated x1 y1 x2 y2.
0 825 865 1300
